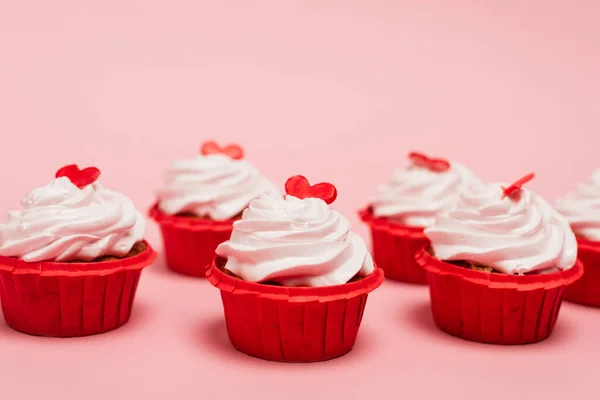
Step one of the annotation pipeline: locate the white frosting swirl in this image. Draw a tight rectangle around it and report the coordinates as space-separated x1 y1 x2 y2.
555 169 600 241
215 194 374 287
424 182 577 274
372 162 481 227
157 154 280 220
0 177 146 262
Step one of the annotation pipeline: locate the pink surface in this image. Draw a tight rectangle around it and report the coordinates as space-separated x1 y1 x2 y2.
1 1 599 399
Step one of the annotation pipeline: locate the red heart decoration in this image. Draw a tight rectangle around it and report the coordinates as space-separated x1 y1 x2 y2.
55 164 101 188
200 141 244 160
408 151 450 172
284 175 337 205
502 173 535 197
408 152 430 168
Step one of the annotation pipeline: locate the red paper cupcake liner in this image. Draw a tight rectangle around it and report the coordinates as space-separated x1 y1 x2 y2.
150 204 234 277
416 249 583 344
564 238 600 307
0 241 157 337
206 257 385 362
359 207 428 284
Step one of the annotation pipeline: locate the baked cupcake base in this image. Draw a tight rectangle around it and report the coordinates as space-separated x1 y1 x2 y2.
0 241 157 337
416 248 583 345
206 256 384 362
149 204 235 277
564 237 600 307
359 207 428 284
220 264 366 285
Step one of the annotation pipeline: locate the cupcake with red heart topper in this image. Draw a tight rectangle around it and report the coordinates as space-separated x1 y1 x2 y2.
207 175 384 362
149 141 280 277
416 173 582 344
0 165 157 337
359 152 482 284
555 170 600 307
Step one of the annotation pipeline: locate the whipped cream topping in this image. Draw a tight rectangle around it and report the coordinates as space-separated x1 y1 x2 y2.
157 154 280 220
555 169 600 242
424 182 577 274
372 162 481 227
216 194 374 287
0 177 146 262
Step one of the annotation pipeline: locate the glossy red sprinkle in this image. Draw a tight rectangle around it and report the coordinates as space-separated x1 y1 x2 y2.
284 175 337 205
408 152 450 172
55 165 101 188
200 141 244 160
502 173 536 197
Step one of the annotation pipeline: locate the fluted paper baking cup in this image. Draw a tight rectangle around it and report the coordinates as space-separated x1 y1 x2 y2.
0 241 157 337
359 207 428 284
416 249 583 345
150 204 234 277
564 238 600 307
206 256 385 362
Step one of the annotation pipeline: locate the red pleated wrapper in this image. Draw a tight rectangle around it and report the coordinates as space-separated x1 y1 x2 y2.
359 206 428 284
416 249 583 344
564 238 600 307
149 204 234 277
206 257 385 362
0 241 157 337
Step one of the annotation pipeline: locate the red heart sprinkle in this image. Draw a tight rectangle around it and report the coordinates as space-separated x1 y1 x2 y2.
408 152 450 172
502 173 536 197
408 152 430 168
284 175 337 205
55 165 101 188
200 141 244 160
429 158 451 172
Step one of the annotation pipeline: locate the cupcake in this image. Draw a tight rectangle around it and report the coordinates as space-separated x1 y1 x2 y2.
359 151 481 284
0 164 157 337
416 173 582 344
207 175 384 362
555 170 600 306
149 141 279 277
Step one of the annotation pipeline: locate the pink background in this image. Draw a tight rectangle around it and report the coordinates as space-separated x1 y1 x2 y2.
1 1 599 399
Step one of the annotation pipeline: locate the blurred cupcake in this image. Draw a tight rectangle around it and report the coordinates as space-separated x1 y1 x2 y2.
207 175 384 362
359 151 481 283
417 173 582 344
555 170 600 306
0 164 157 337
149 141 280 277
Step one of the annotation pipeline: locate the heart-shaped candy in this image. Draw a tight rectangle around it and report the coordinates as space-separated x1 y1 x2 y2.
55 164 101 188
408 151 450 172
502 173 535 197
284 175 337 205
200 141 244 160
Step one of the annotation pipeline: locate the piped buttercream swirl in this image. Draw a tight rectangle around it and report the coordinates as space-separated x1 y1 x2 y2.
216 193 374 287
157 154 280 220
372 162 481 227
555 169 600 242
424 182 577 274
0 177 146 262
